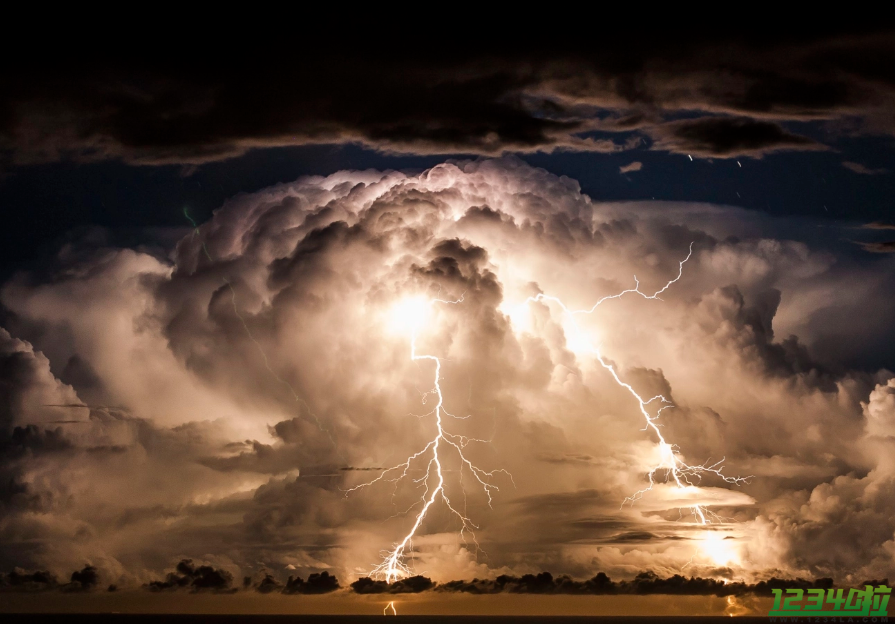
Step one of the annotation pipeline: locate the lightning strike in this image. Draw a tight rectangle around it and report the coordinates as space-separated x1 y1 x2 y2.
520 244 750 525
384 601 397 616
724 594 751 617
354 244 745 581
346 294 513 583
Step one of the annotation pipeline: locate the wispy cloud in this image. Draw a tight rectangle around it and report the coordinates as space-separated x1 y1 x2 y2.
843 161 889 175
853 240 895 253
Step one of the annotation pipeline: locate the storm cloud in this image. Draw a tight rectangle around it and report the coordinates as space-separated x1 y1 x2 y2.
0 158 892 591
4 29 895 164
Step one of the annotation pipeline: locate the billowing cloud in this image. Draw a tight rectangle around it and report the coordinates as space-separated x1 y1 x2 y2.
865 378 895 439
145 559 236 593
0 158 892 592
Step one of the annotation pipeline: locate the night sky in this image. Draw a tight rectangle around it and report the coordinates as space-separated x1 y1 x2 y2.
1 26 894 617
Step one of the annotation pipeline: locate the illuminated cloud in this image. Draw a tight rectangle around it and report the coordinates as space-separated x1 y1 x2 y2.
842 161 889 175
0 158 892 590
854 240 895 253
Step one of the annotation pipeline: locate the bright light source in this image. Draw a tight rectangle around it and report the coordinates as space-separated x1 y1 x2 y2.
387 296 430 334
500 301 532 332
563 318 597 354
699 530 738 566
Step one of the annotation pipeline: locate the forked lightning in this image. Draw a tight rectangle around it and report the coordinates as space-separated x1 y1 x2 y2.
346 295 513 583
524 243 750 524
352 243 748 583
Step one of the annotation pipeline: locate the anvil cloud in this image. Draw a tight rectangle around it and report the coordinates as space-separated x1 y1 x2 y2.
0 159 893 591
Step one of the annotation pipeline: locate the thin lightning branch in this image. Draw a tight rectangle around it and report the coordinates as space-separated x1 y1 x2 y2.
524 244 750 524
345 294 513 583
384 601 397 615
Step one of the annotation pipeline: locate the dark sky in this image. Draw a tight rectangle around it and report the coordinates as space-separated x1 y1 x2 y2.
3 30 895 276
1 133 893 267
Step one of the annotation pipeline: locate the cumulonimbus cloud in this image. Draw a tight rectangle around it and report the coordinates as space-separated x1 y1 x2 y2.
0 158 892 590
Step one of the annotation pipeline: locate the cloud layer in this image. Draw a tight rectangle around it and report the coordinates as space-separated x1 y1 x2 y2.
4 30 895 164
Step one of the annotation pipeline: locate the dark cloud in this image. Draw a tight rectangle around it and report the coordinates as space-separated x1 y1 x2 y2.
3 30 895 165
145 559 236 593
0 564 100 593
351 575 435 594
605 531 666 543
353 570 846 596
853 224 895 253
2 562 342 596
0 568 57 592
62 565 99 592
281 571 340 595
649 117 821 158
697 285 835 384
253 573 282 594
536 452 600 465
0 425 71 457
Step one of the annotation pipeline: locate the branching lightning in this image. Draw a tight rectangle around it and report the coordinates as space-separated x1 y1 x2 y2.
521 243 750 525
351 244 747 581
345 294 513 583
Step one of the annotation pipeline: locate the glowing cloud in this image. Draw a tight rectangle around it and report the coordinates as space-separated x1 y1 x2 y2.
1 158 892 587
518 244 750 525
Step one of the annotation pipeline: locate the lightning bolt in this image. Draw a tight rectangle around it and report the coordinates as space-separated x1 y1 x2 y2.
345 294 513 583
521 243 750 524
384 601 397 616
